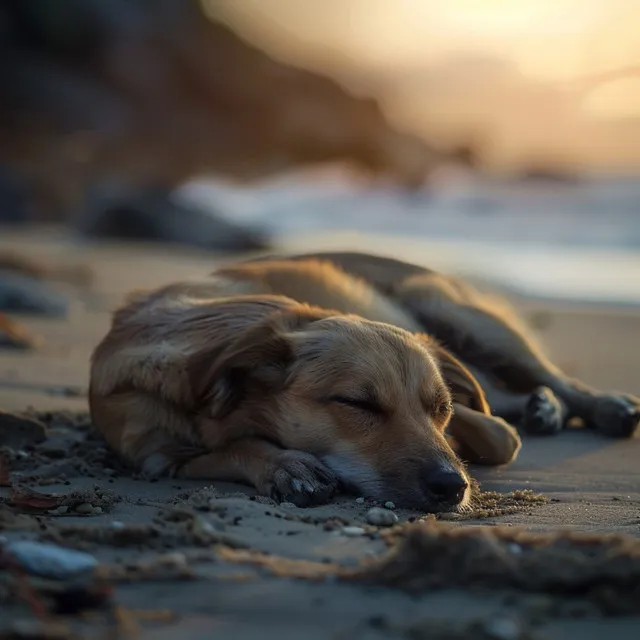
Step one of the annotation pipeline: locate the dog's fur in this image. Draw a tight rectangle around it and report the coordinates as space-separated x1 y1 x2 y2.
89 252 640 511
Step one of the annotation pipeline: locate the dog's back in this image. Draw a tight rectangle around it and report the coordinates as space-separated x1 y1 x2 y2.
215 259 421 333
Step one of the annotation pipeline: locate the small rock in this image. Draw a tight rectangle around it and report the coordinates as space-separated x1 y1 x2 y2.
365 507 398 527
158 552 188 568
279 502 297 509
93 506 103 515
74 503 96 515
438 511 463 520
110 521 125 530
383 501 396 509
4 540 98 579
341 526 366 537
355 497 365 504
0 272 68 316
0 411 46 449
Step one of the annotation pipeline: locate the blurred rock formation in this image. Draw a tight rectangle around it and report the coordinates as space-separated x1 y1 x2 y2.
0 0 441 228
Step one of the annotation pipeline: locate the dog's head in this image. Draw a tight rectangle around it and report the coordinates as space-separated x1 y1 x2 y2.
191 306 480 511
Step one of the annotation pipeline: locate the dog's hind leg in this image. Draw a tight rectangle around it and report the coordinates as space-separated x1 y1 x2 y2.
395 274 640 438
177 437 339 507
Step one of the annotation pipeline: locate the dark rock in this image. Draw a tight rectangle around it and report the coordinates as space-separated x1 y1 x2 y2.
74 183 270 252
0 272 69 316
0 410 47 448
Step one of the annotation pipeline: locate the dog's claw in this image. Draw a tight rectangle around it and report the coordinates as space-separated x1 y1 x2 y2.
590 395 640 438
522 386 564 436
262 450 338 507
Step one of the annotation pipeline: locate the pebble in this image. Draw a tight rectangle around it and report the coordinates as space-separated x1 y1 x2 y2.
383 501 396 510
5 540 98 579
110 521 125 530
341 526 366 537
74 503 96 515
355 497 365 504
365 507 398 527
279 502 297 509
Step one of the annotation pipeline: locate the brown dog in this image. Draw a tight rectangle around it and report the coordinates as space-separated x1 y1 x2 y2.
89 253 639 511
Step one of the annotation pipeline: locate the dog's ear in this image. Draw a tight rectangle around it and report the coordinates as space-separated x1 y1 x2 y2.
430 342 491 415
188 307 328 419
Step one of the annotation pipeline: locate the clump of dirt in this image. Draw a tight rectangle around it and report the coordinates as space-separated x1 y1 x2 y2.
40 511 248 552
448 489 549 521
352 520 640 615
216 519 640 616
4 411 127 482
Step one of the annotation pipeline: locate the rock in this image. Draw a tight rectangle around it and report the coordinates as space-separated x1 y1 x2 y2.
0 273 68 316
341 526 366 537
355 497 365 504
0 411 47 448
74 183 270 252
383 501 396 509
74 503 96 515
0 313 40 349
365 507 398 527
3 540 98 580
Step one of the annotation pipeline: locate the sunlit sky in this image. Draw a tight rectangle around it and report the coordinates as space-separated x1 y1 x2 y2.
210 0 640 170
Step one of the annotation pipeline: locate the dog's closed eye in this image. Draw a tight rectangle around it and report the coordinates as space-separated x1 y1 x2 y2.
328 395 385 415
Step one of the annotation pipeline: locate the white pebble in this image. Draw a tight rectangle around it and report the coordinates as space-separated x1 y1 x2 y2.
6 541 98 579
365 507 398 527
384 501 395 510
508 543 522 555
355 497 365 504
341 526 366 537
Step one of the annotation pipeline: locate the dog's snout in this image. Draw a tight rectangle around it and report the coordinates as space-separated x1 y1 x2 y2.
420 467 468 505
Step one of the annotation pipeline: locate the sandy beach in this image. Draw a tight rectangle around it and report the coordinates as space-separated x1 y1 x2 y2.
1 228 639 639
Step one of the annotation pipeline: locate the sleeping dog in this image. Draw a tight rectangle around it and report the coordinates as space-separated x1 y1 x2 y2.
89 252 639 511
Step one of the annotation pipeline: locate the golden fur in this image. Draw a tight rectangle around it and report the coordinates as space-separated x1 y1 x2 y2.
91 252 639 510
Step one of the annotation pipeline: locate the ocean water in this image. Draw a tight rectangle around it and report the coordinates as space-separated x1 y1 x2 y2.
176 173 640 306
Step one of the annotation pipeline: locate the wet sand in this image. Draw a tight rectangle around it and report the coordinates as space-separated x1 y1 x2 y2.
1 229 639 639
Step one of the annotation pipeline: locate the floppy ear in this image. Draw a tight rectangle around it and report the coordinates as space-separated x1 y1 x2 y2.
187 307 329 419
430 342 491 415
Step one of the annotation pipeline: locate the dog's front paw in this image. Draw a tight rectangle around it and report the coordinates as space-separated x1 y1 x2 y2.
522 386 564 436
589 395 640 438
260 450 338 507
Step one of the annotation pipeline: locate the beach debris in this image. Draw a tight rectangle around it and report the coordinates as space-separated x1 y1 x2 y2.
7 485 120 515
0 314 40 349
365 507 398 527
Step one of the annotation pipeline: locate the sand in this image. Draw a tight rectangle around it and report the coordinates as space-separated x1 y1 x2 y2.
1 229 639 639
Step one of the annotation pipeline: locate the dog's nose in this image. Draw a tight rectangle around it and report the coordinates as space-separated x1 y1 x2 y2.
421 468 468 505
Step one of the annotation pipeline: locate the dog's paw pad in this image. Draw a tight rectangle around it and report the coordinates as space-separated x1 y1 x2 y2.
522 386 564 436
263 451 338 507
590 395 640 438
